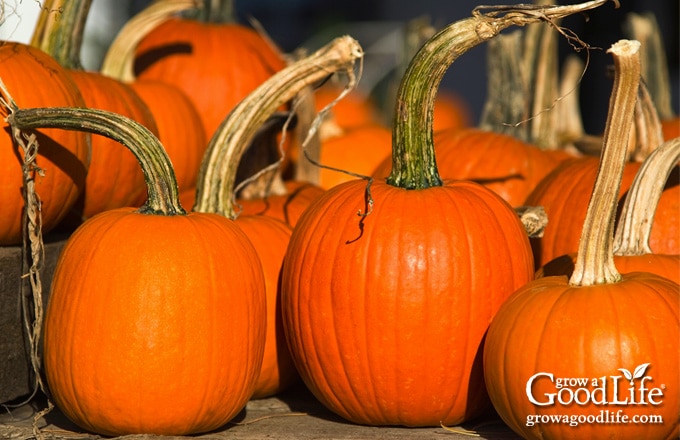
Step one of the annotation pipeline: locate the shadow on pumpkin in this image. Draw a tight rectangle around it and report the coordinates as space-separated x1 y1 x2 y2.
133 43 193 75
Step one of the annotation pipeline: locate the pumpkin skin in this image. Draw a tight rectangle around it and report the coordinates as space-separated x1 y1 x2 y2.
537 253 680 284
236 181 324 229
661 117 679 140
235 215 299 398
526 158 678 268
483 273 680 440
0 43 89 245
134 19 286 137
43 208 266 436
373 128 571 207
318 124 392 189
281 178 534 426
128 80 207 192
67 71 160 220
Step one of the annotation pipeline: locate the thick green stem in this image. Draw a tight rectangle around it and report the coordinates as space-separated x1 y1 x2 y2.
31 0 90 69
388 0 615 190
613 137 680 256
569 40 641 286
7 107 184 216
193 36 364 218
101 0 201 82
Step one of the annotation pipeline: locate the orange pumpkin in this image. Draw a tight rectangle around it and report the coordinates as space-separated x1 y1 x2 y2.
373 128 571 207
235 181 325 229
0 42 89 245
318 123 392 189
190 36 365 400
12 106 267 436
31 0 160 221
278 7 576 427
235 215 298 398
526 154 678 268
100 0 209 193
484 42 679 440
538 137 680 283
133 0 286 137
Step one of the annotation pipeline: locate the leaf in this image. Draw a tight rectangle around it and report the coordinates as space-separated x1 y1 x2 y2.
618 368 633 381
633 363 651 380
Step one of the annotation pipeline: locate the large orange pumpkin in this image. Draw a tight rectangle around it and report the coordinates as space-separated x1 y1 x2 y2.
484 41 679 440
0 42 90 245
10 105 267 436
133 0 287 137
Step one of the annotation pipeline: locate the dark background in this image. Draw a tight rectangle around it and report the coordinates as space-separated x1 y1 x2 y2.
128 0 679 135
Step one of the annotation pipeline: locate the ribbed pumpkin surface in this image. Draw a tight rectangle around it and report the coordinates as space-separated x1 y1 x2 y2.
0 43 89 245
281 178 534 426
526 157 679 268
68 71 159 219
44 209 266 436
134 19 286 137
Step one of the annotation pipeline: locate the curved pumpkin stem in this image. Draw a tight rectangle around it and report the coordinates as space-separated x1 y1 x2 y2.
569 40 641 286
388 0 616 190
613 137 680 256
101 0 201 82
193 36 364 219
7 107 185 216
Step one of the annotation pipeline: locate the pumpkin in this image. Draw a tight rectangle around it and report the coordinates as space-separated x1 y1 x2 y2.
279 3 618 427
314 80 383 130
133 0 287 137
192 36 365 398
99 0 207 193
9 106 267 436
318 123 392 190
32 0 160 222
483 40 679 440
373 18 578 208
0 42 89 245
373 128 570 207
538 137 680 283
124 81 206 192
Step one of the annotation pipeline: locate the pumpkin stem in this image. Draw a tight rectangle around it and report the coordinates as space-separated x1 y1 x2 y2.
192 36 364 219
624 12 674 120
629 81 665 161
569 40 641 286
479 5 566 151
100 0 201 82
388 0 616 190
30 0 90 70
613 137 680 256
200 0 235 23
7 107 185 216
